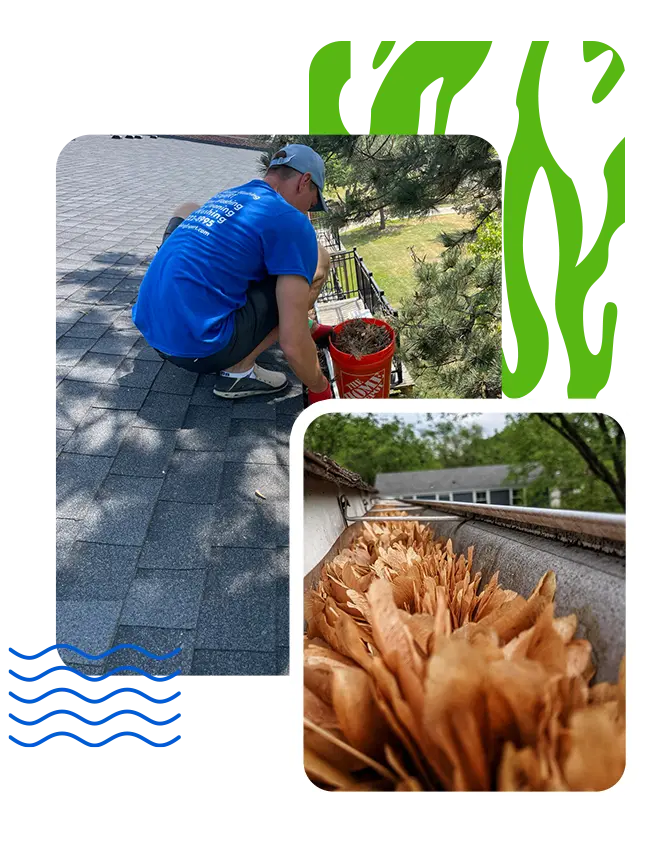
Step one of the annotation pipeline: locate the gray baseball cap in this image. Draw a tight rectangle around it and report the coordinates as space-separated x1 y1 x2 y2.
269 143 328 212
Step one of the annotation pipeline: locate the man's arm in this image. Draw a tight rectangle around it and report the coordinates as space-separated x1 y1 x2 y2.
307 244 332 309
276 275 329 393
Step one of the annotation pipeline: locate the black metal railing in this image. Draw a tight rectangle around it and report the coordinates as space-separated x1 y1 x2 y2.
310 212 342 251
317 248 404 386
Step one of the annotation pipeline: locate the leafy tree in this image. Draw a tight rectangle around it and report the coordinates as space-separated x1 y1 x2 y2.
305 414 440 484
468 211 502 259
257 134 501 236
305 413 625 513
485 413 625 512
420 417 492 467
256 134 502 397
398 247 501 398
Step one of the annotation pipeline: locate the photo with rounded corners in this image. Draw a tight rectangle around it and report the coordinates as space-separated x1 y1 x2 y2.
303 409 625 790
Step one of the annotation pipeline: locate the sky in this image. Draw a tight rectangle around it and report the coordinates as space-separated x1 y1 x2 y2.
364 412 508 436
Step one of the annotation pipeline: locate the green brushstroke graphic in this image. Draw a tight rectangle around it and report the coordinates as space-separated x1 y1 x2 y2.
309 41 351 134
308 40 625 398
504 41 624 398
371 41 492 134
373 42 396 69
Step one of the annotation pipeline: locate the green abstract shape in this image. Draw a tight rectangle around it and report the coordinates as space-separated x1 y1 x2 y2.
370 41 492 134
373 42 396 69
309 41 351 133
503 41 625 399
308 39 625 398
556 138 624 398
502 42 552 397
583 41 625 103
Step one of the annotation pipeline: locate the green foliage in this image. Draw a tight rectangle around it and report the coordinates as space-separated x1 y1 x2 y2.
420 418 489 467
398 248 502 398
494 413 625 511
258 134 500 232
255 133 502 398
305 413 625 513
468 212 502 260
304 414 440 484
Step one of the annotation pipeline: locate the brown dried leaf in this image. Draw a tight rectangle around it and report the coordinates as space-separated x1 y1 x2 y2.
562 705 626 791
304 685 338 729
304 747 357 790
395 777 423 791
565 640 593 678
367 579 422 676
422 640 491 791
589 682 620 705
304 646 356 705
486 594 550 644
331 665 388 757
552 613 578 643
497 742 563 791
530 570 557 602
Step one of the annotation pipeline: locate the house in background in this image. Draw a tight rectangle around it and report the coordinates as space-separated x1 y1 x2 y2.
374 463 545 507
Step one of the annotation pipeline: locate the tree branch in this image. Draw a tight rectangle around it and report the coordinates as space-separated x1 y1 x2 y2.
536 414 625 509
595 414 626 494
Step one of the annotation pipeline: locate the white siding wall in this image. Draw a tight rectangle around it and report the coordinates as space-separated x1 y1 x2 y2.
304 477 368 575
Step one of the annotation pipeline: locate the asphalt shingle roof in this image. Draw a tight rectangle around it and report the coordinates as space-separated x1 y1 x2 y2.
56 135 298 675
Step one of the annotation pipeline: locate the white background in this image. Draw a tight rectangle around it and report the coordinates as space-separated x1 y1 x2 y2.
2 3 650 846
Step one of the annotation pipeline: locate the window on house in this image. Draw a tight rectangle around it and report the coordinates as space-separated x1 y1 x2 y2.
452 491 473 502
474 490 488 504
489 489 510 505
512 489 524 506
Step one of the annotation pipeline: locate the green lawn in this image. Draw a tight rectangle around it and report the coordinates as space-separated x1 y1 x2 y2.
340 213 470 308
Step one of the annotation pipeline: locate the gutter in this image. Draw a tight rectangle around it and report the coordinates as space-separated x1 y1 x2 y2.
353 499 625 557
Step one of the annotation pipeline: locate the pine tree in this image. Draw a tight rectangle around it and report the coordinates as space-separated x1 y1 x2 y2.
257 134 501 235
398 247 501 398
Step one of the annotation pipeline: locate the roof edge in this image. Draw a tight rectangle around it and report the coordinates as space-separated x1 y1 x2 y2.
304 450 377 493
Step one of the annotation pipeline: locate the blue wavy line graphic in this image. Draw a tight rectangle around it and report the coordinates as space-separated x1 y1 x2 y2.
10 666 180 682
9 710 181 726
9 732 181 747
9 644 182 661
9 688 180 705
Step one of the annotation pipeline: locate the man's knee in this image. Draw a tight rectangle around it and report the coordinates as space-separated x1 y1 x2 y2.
316 244 331 279
310 245 331 296
172 201 201 219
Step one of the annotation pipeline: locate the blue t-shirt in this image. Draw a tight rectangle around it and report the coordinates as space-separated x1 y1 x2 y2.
132 180 318 357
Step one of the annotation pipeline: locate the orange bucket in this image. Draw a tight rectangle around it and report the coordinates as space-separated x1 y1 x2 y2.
329 318 395 399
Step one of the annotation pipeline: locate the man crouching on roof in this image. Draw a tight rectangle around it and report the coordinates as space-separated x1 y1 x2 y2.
132 144 334 404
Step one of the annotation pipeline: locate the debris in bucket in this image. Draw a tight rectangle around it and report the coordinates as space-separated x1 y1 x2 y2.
332 319 391 360
304 517 626 792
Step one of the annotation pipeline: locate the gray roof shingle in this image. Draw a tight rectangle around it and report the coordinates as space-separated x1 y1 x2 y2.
375 464 532 496
55 136 296 673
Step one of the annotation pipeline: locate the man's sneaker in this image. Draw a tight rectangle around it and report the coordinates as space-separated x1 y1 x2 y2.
212 362 288 399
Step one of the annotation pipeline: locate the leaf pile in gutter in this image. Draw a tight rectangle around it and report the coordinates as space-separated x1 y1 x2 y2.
304 518 625 791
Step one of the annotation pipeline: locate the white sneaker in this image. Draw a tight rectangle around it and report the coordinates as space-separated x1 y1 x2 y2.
212 362 288 399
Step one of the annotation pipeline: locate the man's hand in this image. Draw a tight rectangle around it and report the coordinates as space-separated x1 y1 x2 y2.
310 321 335 349
276 275 326 392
